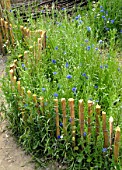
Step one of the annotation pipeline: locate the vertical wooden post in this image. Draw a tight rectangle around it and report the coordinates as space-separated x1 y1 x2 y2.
114 126 120 162
78 99 84 136
24 51 29 64
102 112 109 148
61 98 67 135
109 116 113 148
54 99 60 138
33 94 37 103
27 90 31 98
96 104 101 137
17 81 21 92
5 21 9 44
88 100 93 138
39 97 44 115
9 24 14 46
68 98 75 146
9 69 14 82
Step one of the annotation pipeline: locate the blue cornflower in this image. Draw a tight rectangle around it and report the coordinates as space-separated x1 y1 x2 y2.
72 87 77 92
100 6 103 9
100 65 103 69
42 87 46 92
54 93 58 97
78 20 83 24
120 30 122 33
95 47 98 51
82 73 86 77
69 118 72 122
86 46 91 51
62 8 66 11
24 104 28 108
57 135 61 139
55 46 58 50
102 16 105 19
22 63 25 68
104 64 108 68
44 102 48 106
95 100 99 103
105 27 109 31
111 20 115 24
66 75 72 79
41 10 45 13
99 40 103 44
60 122 63 127
102 148 107 152
52 59 56 64
118 68 120 71
94 85 98 89
89 98 93 101
53 72 57 75
100 9 104 12
83 132 87 137
85 39 89 43
87 26 91 32
10 9 12 12
75 14 81 20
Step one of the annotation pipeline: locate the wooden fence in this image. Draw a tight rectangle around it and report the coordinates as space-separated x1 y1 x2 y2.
9 57 121 163
0 17 46 54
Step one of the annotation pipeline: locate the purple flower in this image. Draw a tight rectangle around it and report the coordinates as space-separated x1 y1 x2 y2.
54 93 58 97
53 72 57 75
104 64 108 68
22 63 25 68
85 39 89 43
57 135 61 139
75 14 81 20
99 40 103 44
95 100 99 103
83 132 87 137
94 85 98 89
62 8 66 11
86 46 91 51
65 62 69 68
72 87 77 92
78 20 83 24
100 65 103 69
102 16 105 19
66 75 72 79
41 10 45 13
24 104 27 107
87 26 91 32
100 9 104 12
105 27 109 31
82 73 86 77
60 122 63 127
118 68 120 71
102 148 107 152
111 20 115 24
42 88 46 91
95 47 98 51
52 59 56 64
55 46 58 50
100 6 103 9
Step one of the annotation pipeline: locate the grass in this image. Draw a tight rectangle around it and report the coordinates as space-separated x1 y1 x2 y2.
1 0 122 169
